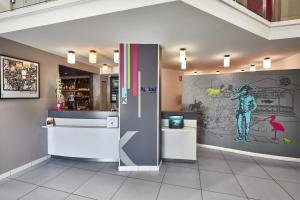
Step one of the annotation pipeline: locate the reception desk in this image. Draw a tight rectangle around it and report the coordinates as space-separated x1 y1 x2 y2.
45 110 119 161
161 112 198 161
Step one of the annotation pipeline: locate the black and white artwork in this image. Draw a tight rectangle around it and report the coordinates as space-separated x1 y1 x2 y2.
182 70 300 158
0 55 40 99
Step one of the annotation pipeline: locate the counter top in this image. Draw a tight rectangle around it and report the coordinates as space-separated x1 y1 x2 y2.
161 111 199 120
43 125 119 129
48 110 118 119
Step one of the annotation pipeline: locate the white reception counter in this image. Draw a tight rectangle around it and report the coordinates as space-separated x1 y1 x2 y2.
44 110 119 161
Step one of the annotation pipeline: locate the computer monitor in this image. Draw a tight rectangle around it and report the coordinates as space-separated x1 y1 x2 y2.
168 115 184 129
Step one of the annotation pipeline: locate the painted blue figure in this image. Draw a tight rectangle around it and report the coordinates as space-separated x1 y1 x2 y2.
230 84 257 143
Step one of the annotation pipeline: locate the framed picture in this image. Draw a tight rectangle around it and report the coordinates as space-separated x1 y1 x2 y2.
0 55 40 99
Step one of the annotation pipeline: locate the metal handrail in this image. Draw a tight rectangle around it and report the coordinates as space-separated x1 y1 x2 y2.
233 0 300 22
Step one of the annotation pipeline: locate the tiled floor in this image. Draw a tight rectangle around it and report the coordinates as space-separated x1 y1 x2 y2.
0 147 299 200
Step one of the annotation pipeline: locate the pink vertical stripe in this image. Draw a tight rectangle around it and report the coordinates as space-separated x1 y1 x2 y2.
120 43 124 88
132 44 138 96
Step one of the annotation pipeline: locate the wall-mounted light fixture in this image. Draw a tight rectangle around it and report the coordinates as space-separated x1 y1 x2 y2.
216 70 220 74
11 0 16 4
181 59 187 70
250 64 256 72
114 50 119 64
89 50 97 64
67 51 76 64
223 55 230 67
263 57 271 69
193 71 198 75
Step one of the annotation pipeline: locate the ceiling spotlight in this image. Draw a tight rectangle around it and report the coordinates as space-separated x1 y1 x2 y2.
216 70 220 74
89 50 97 64
193 71 198 75
263 57 271 69
224 55 230 67
181 59 187 70
67 51 76 64
179 48 186 63
114 50 119 64
250 64 256 72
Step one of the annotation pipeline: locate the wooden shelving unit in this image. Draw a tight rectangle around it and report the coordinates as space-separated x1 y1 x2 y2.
60 76 93 110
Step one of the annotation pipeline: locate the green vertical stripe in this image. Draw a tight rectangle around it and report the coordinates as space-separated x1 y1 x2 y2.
127 44 131 89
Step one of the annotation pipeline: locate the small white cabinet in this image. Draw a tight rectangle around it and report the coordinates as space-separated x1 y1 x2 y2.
161 119 197 161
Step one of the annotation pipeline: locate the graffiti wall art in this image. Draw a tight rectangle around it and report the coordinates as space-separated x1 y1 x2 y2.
182 70 300 158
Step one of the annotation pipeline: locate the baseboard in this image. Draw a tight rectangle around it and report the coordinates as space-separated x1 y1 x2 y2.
119 160 162 171
0 155 51 180
198 144 300 163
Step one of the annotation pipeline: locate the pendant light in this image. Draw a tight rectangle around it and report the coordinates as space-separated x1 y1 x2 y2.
224 55 230 67
102 64 109 72
67 51 76 64
114 50 119 64
179 48 186 63
250 64 256 72
263 57 271 69
181 59 187 70
89 50 97 64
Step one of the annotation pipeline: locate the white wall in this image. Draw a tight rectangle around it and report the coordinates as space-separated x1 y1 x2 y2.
273 53 300 69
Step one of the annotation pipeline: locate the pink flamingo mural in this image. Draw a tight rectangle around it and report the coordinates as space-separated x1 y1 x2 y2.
269 115 285 141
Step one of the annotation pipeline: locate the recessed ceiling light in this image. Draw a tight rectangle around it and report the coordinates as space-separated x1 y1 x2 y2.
224 55 230 67
250 64 256 72
89 50 97 64
263 57 271 69
114 50 119 64
67 51 75 64
179 48 186 63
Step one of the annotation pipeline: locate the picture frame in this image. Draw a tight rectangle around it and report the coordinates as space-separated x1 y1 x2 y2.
0 55 40 99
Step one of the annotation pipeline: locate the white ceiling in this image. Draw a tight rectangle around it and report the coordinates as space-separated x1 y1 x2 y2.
1 1 300 73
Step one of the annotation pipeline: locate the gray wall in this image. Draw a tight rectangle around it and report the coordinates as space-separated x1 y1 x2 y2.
183 70 300 158
0 37 99 175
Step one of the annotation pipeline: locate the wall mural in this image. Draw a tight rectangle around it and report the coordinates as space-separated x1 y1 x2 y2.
230 84 257 143
182 70 300 157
